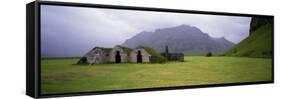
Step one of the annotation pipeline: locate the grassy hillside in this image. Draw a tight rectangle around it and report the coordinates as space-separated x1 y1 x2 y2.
225 24 273 58
41 56 272 95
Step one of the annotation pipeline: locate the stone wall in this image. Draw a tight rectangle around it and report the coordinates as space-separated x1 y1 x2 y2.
85 48 109 64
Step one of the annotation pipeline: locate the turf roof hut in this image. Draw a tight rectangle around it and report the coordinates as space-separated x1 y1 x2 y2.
77 47 112 64
131 46 167 63
109 45 133 63
77 45 166 64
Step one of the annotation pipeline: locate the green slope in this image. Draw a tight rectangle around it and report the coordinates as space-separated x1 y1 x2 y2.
225 24 273 58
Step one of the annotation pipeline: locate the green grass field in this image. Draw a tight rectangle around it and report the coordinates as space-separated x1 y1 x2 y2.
41 56 272 95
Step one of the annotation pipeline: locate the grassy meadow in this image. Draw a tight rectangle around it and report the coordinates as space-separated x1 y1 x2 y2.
41 56 272 95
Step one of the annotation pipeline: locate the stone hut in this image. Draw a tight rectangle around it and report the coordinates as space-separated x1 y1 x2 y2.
78 45 133 64
77 47 112 64
78 45 169 64
132 46 167 63
130 46 152 63
109 45 132 63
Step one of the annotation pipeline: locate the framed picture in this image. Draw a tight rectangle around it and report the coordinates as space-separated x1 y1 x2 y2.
26 0 274 98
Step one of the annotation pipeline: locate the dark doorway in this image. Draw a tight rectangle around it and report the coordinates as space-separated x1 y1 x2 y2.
137 50 142 63
115 51 121 63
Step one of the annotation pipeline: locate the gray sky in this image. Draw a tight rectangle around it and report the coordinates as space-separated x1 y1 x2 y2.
41 5 251 57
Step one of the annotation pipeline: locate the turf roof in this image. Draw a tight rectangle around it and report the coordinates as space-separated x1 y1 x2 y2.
116 45 133 54
93 47 112 53
136 46 165 58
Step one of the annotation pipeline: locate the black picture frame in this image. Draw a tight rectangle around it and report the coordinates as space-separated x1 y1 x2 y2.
26 0 274 98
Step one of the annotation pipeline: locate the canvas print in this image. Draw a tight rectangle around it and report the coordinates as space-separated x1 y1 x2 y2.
40 5 273 95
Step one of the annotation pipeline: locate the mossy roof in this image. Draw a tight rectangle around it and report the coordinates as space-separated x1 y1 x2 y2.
93 47 112 53
116 45 133 54
136 46 164 58
92 46 165 58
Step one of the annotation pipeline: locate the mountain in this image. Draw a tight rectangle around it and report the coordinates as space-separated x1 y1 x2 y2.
225 17 273 58
122 24 234 55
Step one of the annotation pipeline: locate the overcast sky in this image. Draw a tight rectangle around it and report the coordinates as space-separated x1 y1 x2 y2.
41 5 251 57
